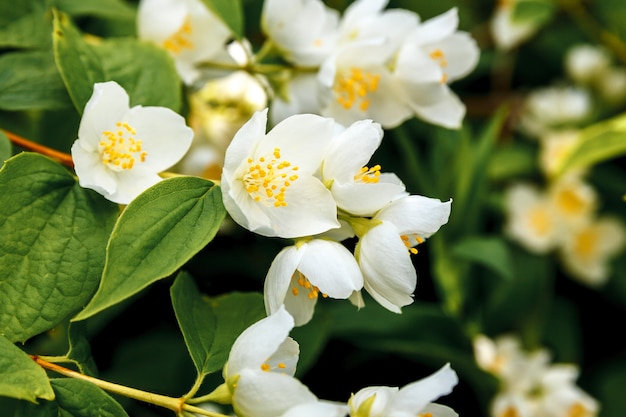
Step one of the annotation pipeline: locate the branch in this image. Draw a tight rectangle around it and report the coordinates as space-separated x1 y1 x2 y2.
2 129 74 168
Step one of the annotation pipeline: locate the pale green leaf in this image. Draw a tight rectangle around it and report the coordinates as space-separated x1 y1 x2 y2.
0 130 11 162
0 51 72 111
451 236 514 280
16 378 129 417
73 177 226 321
171 272 265 376
0 336 55 403
65 322 98 376
553 113 626 177
511 0 556 25
0 153 118 343
53 0 136 19
200 0 243 38
52 9 106 114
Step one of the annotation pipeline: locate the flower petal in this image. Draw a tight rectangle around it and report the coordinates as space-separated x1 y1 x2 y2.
227 306 294 377
71 141 117 195
375 195 452 239
390 363 459 414
223 109 269 176
281 400 349 417
264 246 305 315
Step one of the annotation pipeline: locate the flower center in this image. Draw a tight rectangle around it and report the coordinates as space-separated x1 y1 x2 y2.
555 188 587 216
334 67 380 111
529 206 551 236
401 234 424 255
429 48 448 84
243 148 299 207
260 360 287 372
568 402 590 417
290 271 327 299
99 122 147 171
499 406 520 417
354 165 381 184
573 228 598 260
162 17 194 54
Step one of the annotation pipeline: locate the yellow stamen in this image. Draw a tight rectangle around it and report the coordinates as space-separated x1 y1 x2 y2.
243 147 298 207
260 363 270 372
354 165 382 184
99 121 146 171
162 17 194 54
334 68 380 111
290 272 322 300
429 48 449 84
568 402 589 417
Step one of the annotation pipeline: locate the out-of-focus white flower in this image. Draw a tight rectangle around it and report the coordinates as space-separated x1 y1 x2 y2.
348 363 459 417
321 119 406 216
137 0 233 85
559 216 626 287
565 44 612 86
71 81 193 205
547 174 597 230
264 239 364 326
261 0 340 67
490 0 541 51
596 66 626 106
519 85 592 138
535 365 600 417
394 7 480 129
221 109 339 238
222 306 318 417
538 129 580 178
280 400 349 417
269 73 321 127
504 183 560 254
355 195 452 312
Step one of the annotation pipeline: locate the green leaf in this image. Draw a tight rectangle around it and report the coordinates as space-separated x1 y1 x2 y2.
65 322 98 376
16 378 129 417
52 9 106 114
0 0 52 49
0 51 72 111
553 112 626 178
171 272 265 376
0 153 119 343
92 39 182 111
0 336 55 403
451 236 514 280
53 0 136 19
0 129 11 162
52 10 182 113
73 177 226 321
200 0 243 38
511 0 556 25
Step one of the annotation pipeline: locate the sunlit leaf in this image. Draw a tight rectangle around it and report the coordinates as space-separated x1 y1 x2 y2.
0 153 118 343
171 272 265 376
200 0 243 38
73 177 226 321
0 336 55 403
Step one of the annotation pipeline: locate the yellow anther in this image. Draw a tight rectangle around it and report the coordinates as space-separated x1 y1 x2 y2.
499 407 520 417
292 287 299 296
243 147 298 208
567 402 588 417
292 272 322 300
99 122 146 171
429 48 449 84
162 17 194 54
260 363 271 372
354 165 382 184
334 67 380 111
418 413 434 417
278 363 286 369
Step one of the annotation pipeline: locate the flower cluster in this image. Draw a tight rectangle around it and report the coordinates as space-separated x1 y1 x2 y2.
221 109 451 325
262 0 480 129
473 334 599 417
209 306 459 417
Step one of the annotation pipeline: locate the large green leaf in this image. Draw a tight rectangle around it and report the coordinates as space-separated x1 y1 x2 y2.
15 378 128 417
0 153 118 343
53 0 136 19
73 177 226 321
552 112 626 178
0 130 11 162
0 0 52 49
52 9 106 114
451 236 514 281
52 10 181 114
0 51 72 111
0 336 55 403
200 0 243 39
171 272 265 376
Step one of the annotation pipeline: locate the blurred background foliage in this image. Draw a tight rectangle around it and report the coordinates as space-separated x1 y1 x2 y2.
1 0 626 416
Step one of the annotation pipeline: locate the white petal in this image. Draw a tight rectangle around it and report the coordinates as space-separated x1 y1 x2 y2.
375 195 452 239
411 8 458 45
359 222 416 312
267 337 300 377
435 32 480 82
123 106 193 172
405 84 466 129
283 273 318 327
322 119 383 183
297 239 364 298
389 363 458 414
227 306 294 377
350 386 397 416
78 81 129 151
105 171 163 205
137 0 187 43
281 400 349 417
269 73 322 126
343 0 388 23
71 141 117 195
221 174 273 234
223 109 269 177
233 368 317 417
265 246 304 316
331 180 406 217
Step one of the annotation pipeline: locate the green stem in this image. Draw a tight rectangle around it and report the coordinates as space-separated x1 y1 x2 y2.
31 356 229 417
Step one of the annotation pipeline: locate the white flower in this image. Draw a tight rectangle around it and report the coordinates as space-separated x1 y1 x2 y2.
356 195 451 313
547 174 597 231
71 81 193 205
269 73 322 127
223 306 318 417
538 130 581 178
264 239 364 326
280 400 349 417
559 216 626 286
565 44 611 86
490 0 541 51
503 183 560 254
221 109 339 238
348 363 459 417
321 119 406 216
535 365 600 417
261 0 340 67
137 0 233 85
393 7 480 129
